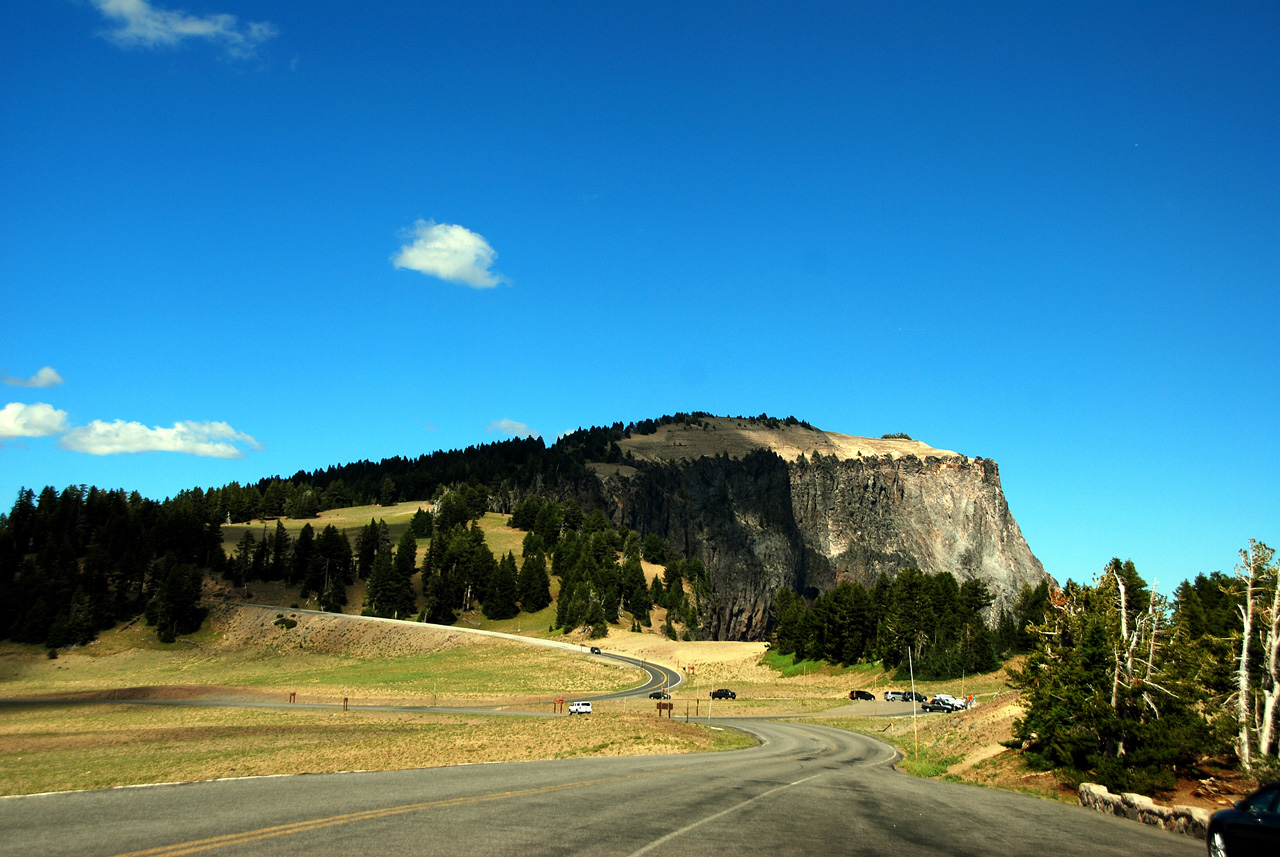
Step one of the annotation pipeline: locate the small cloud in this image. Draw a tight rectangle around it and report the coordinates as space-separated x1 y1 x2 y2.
424 423 438 432
393 219 508 288
89 0 278 59
3 366 64 388
60 419 261 458
487 418 538 438
0 402 70 438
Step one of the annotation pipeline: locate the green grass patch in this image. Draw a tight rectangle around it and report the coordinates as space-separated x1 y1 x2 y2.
760 649 887 680
461 602 560 636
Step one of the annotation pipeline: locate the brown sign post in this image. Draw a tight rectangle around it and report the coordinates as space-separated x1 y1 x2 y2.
656 701 674 718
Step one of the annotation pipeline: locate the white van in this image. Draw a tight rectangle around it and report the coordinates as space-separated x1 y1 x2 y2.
568 701 592 715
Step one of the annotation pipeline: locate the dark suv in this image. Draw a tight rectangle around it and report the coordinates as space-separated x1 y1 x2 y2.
850 690 875 701
710 688 736 700
649 690 670 699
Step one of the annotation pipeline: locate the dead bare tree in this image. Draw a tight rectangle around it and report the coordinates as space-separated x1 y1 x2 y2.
1105 570 1172 759
1253 543 1279 761
1234 539 1277 772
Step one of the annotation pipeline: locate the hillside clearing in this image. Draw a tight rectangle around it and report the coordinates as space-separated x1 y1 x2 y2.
1 605 641 706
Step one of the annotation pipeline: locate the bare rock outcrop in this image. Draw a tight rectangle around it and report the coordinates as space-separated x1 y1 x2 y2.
585 417 1050 641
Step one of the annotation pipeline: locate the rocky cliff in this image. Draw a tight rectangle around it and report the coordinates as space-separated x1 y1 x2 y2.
585 417 1050 641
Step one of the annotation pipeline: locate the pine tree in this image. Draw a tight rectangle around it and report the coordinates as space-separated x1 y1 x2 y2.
518 552 552 613
378 475 398 506
423 572 456 625
409 508 433 538
484 552 520 620
394 528 419 583
268 520 292 582
144 558 207 642
1012 563 1210 793
293 524 315 593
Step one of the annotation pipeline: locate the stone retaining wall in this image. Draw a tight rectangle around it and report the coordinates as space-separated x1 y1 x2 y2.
1078 782 1210 839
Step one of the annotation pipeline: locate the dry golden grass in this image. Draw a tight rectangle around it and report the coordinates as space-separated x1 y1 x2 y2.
475 513 527 562
613 417 961 464
0 703 753 797
221 500 433 550
1 606 642 706
0 603 759 797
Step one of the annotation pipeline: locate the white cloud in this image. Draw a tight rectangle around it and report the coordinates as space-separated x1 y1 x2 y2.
487 418 538 438
90 0 278 58
3 367 64 388
0 403 70 439
393 220 508 288
59 419 261 458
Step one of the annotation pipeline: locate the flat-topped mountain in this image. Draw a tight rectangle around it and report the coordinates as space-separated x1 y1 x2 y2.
581 416 1049 641
609 416 960 465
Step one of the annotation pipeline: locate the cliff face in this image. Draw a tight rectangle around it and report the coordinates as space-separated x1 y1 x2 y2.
586 418 1049 641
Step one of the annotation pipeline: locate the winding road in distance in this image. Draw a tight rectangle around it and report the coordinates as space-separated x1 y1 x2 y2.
3 719 1199 857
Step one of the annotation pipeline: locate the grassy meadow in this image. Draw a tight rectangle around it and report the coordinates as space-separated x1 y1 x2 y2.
0 607 759 796
0 702 754 797
0 608 639 706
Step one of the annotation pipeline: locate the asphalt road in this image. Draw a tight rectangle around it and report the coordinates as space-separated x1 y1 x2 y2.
584 649 682 701
1 719 1199 857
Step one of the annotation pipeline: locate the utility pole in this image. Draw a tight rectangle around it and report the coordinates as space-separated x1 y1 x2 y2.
908 646 919 760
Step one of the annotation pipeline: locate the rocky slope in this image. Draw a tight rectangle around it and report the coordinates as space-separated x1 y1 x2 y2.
585 417 1050 641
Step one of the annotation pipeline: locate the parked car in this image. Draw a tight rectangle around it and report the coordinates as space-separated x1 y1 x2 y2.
710 688 736 700
850 690 875 701
884 691 906 702
921 696 958 713
1207 780 1280 856
589 646 602 655
902 691 927 703
934 694 966 710
568 701 592 715
649 690 670 699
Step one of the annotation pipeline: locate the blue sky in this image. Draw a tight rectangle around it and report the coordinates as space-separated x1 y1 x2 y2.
2 1 1275 589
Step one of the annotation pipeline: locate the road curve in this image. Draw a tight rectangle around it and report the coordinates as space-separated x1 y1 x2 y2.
1 720 1199 857
230 604 677 703
584 650 682 701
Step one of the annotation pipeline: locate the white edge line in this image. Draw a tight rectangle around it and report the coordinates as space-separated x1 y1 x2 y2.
624 774 822 857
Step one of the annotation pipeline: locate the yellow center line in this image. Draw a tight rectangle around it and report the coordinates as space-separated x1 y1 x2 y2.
108 759 739 857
